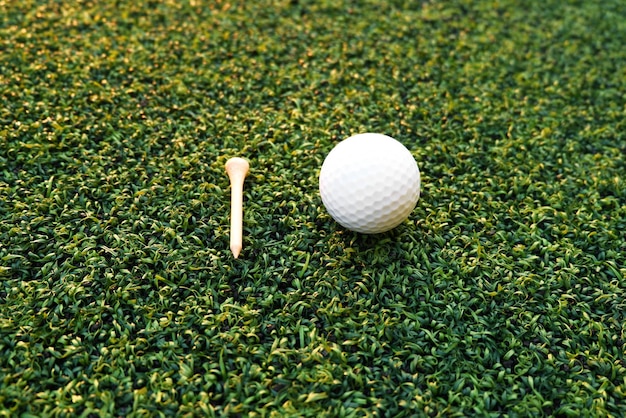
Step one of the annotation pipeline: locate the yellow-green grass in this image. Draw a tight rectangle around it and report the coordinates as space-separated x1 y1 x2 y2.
1 0 625 416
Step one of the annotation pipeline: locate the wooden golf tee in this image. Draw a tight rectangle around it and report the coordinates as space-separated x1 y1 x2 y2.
225 158 249 259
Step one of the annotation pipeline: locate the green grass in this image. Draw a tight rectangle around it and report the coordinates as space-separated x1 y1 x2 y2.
1 0 625 416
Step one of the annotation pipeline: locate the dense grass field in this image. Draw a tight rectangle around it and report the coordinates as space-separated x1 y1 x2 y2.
1 0 625 416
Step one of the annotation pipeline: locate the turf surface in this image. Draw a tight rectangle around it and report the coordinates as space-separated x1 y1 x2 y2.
1 0 626 416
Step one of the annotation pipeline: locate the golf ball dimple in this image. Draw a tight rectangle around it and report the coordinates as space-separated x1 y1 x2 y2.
319 133 421 234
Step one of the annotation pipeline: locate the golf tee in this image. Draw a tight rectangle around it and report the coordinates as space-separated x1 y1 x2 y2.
225 158 250 259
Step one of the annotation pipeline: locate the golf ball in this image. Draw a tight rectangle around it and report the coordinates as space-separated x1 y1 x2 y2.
319 133 420 234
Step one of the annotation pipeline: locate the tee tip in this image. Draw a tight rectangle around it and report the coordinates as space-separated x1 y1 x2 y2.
231 244 242 259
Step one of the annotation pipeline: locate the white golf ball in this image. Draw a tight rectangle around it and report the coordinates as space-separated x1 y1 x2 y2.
319 133 421 234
